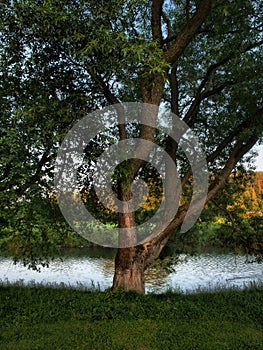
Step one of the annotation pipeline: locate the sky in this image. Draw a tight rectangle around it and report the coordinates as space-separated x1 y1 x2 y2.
254 144 263 171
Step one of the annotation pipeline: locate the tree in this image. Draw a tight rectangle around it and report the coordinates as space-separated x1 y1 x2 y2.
0 0 262 293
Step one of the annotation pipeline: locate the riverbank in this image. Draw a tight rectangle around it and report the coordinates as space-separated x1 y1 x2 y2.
0 283 262 349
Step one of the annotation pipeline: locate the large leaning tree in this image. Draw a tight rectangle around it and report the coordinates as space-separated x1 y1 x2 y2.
1 0 262 292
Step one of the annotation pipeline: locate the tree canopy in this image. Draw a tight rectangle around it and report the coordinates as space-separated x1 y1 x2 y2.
0 0 262 291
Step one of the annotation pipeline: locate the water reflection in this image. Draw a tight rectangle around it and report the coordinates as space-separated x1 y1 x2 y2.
0 249 262 293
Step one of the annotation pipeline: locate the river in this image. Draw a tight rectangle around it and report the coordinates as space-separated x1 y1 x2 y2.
0 248 262 293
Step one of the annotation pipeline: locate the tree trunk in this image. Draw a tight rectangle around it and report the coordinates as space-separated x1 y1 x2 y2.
112 75 164 293
112 247 145 293
112 232 172 293
113 180 146 292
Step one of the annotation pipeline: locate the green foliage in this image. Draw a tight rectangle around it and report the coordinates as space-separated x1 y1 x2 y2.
1 0 262 270
0 196 91 267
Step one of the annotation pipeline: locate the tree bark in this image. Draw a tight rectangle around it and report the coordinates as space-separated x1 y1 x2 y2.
112 247 145 293
112 79 164 292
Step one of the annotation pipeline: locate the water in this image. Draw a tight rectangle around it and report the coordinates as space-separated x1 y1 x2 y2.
0 248 262 293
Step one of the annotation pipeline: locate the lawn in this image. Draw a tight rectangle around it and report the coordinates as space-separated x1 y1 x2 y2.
0 283 263 349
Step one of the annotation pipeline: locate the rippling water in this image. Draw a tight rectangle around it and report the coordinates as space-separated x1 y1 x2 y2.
0 251 262 293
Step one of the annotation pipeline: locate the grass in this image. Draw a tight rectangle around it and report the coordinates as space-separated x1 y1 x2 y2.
0 283 263 349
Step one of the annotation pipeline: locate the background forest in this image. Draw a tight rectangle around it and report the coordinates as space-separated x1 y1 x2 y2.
1 171 262 266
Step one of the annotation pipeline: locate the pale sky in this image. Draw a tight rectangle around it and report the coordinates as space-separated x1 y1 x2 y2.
254 144 263 171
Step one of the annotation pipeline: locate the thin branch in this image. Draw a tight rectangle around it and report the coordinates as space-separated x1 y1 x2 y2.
185 0 190 22
67 55 126 140
183 39 263 125
162 34 176 45
183 57 232 125
210 199 237 232
184 79 236 127
87 66 127 141
201 80 235 99
181 107 262 187
162 10 172 46
23 150 52 192
88 67 120 106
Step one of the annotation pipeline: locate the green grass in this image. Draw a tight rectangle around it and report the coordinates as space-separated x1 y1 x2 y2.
0 283 263 349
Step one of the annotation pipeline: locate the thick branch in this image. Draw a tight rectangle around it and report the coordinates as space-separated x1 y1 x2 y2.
129 107 159 180
206 135 259 201
163 0 212 64
151 0 164 44
169 65 180 115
